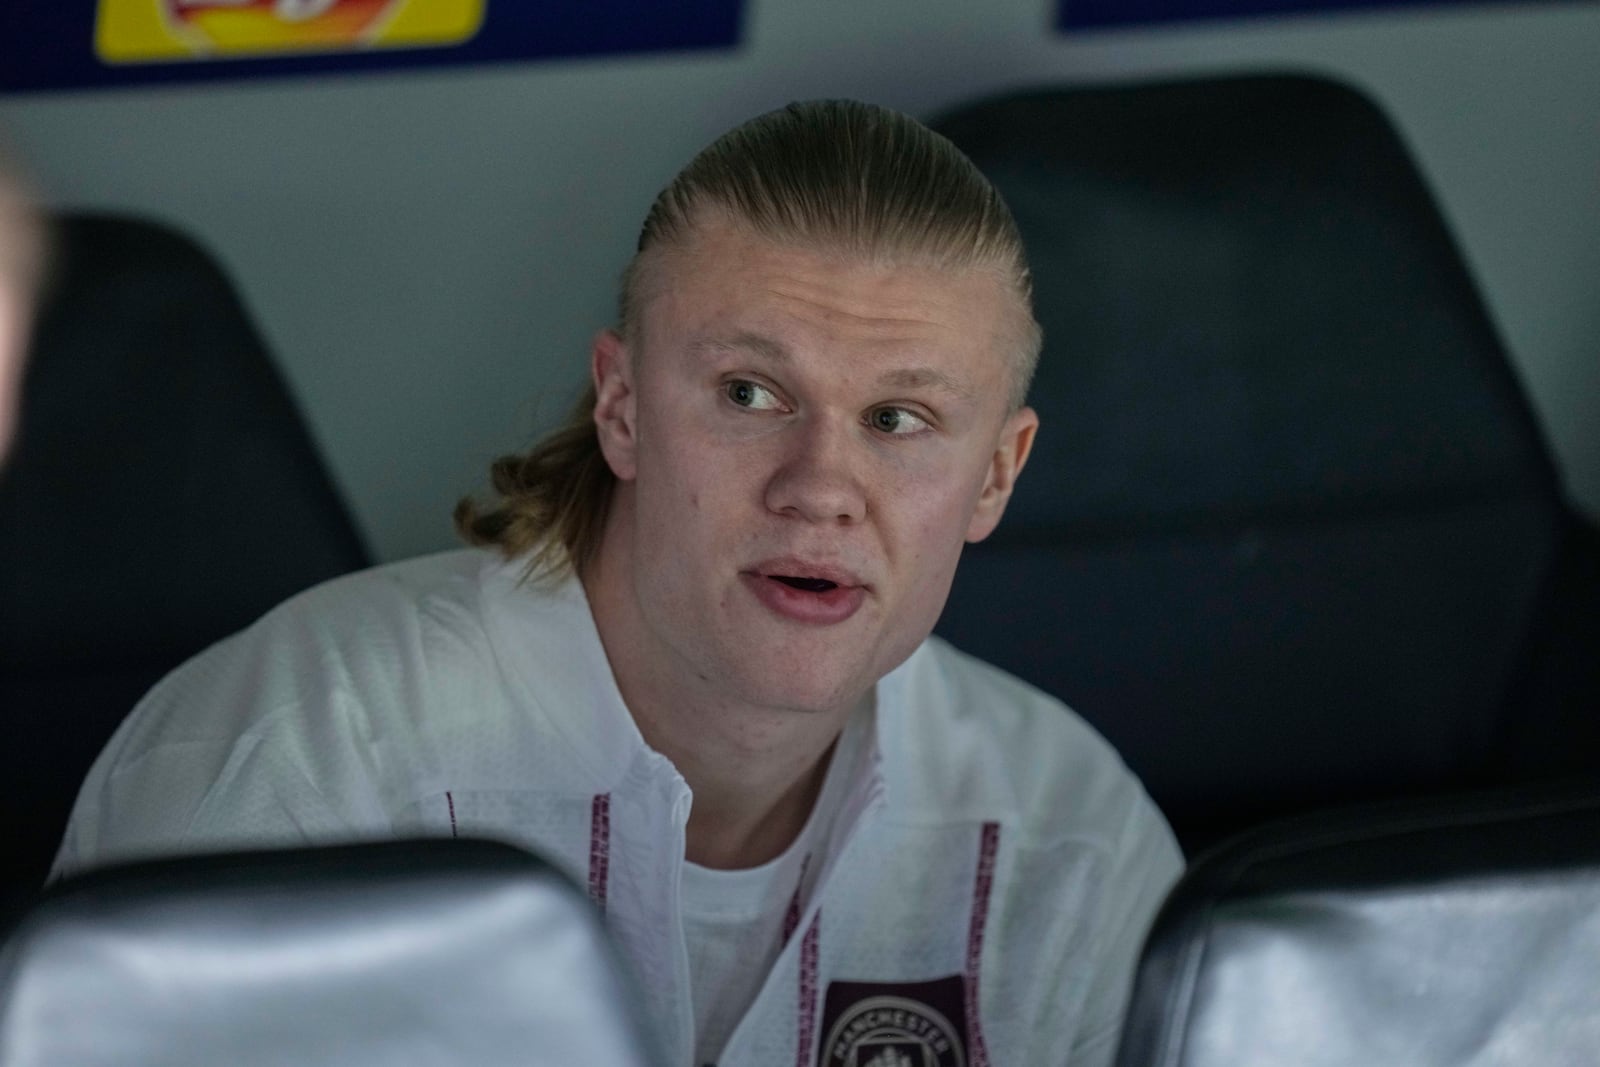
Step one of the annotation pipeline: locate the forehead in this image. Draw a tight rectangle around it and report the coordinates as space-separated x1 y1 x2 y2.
633 221 1027 374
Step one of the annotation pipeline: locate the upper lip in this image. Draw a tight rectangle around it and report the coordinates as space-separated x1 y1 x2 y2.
747 556 867 589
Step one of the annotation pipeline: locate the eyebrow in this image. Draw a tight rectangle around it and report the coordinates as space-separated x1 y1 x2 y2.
876 366 978 401
689 333 789 364
690 332 978 401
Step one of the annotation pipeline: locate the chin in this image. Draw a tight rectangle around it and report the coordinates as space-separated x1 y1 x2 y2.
734 668 870 718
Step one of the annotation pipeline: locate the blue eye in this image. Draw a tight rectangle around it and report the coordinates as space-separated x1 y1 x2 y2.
725 380 781 410
869 406 930 435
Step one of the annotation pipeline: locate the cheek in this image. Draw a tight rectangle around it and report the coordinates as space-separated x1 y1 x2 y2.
880 492 979 611
639 430 751 533
885 453 990 538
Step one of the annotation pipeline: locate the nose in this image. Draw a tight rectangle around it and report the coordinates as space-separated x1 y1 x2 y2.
764 415 866 525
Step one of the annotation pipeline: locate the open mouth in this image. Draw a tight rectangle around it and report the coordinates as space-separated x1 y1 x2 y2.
770 575 839 593
745 565 864 623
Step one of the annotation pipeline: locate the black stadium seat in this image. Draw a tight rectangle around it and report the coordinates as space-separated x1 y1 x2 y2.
0 214 370 899
931 74 1600 853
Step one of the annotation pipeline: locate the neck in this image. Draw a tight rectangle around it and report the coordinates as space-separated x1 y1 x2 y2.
661 716 843 870
583 504 861 871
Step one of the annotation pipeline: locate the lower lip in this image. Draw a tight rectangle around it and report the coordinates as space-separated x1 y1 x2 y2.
742 573 866 625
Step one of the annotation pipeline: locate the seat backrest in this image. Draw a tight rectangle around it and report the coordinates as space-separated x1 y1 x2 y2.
931 74 1600 850
1115 781 1600 1067
0 214 370 897
0 838 662 1067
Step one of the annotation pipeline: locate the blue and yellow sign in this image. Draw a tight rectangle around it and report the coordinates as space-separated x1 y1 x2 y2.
96 0 483 63
1 1 744 93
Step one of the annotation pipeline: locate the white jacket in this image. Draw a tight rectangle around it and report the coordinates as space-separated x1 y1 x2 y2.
57 549 1182 1067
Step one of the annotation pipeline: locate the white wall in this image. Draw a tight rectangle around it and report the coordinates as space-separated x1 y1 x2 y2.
2 0 1595 560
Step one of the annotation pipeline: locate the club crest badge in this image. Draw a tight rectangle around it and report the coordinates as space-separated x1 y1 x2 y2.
819 976 969 1067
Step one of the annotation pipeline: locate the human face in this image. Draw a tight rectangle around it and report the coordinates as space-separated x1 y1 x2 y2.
590 220 1037 717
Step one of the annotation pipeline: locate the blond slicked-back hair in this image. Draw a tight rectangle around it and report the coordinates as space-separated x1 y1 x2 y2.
456 99 1041 581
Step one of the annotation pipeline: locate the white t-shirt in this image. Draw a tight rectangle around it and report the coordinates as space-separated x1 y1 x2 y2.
683 706 871 1066
684 856 795 1067
56 549 1183 1067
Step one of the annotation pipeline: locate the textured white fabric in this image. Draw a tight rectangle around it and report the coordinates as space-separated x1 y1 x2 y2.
56 548 1183 1067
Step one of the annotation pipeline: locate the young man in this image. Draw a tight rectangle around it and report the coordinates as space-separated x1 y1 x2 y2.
57 101 1181 1066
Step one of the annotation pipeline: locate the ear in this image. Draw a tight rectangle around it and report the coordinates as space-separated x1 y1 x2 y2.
965 406 1038 544
591 327 639 482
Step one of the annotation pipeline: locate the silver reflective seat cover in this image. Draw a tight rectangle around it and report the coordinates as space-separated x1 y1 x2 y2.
0 839 660 1067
